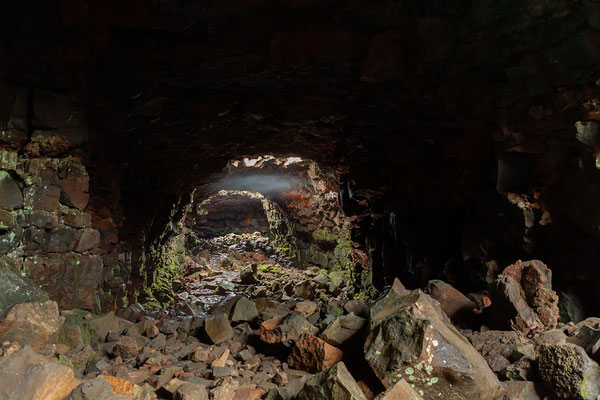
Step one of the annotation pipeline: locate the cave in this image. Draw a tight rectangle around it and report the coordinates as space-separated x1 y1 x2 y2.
2 1 600 399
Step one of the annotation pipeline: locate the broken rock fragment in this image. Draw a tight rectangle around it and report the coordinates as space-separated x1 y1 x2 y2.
295 361 367 400
288 333 343 373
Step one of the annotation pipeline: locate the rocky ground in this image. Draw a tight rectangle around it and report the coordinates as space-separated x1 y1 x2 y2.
1 234 600 399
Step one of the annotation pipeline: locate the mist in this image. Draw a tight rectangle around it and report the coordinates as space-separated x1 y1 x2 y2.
208 173 301 195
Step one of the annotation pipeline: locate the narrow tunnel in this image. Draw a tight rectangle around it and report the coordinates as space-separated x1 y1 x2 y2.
2 1 600 399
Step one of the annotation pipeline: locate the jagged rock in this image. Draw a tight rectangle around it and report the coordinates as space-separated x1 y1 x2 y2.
502 381 543 400
424 280 476 324
376 379 423 399
114 335 139 359
0 300 63 354
0 267 48 320
466 330 532 374
279 313 319 342
295 300 319 317
488 260 559 333
204 313 233 343
67 378 130 400
0 345 80 400
364 289 504 399
0 171 23 210
537 343 600 399
320 312 366 347
343 299 369 318
288 333 343 373
174 382 209 400
295 362 367 400
231 296 258 322
86 312 120 345
239 264 259 284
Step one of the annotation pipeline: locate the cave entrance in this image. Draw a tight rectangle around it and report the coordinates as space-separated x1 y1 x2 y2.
143 155 355 314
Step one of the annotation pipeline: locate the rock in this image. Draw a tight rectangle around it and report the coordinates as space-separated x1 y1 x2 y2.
204 313 233 343
575 121 600 147
488 260 559 333
0 300 63 354
320 313 366 347
114 335 139 359
296 361 367 400
240 264 259 284
466 330 532 374
231 297 258 322
343 300 369 318
390 278 409 295
376 379 423 399
0 345 80 400
424 280 476 324
364 289 504 399
502 381 543 400
157 317 180 334
537 343 600 399
174 382 209 400
75 228 100 252
295 300 319 317
87 312 120 344
279 313 319 342
211 382 236 400
67 378 130 400
234 388 265 399
0 171 23 210
288 333 343 373
0 267 48 320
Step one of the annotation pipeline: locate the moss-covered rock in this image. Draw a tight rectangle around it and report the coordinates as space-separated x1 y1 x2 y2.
537 343 600 399
0 267 48 320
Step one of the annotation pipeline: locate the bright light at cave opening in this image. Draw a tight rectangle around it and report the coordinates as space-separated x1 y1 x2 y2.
284 157 303 166
244 157 261 167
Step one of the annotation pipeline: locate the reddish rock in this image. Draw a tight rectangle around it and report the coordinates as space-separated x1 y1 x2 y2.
234 388 265 400
23 185 61 212
0 171 23 210
288 333 343 373
75 228 100 252
260 316 284 344
425 280 476 323
489 260 559 333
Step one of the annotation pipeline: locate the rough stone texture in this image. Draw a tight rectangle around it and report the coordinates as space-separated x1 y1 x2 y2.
0 345 80 400
0 267 48 320
174 383 209 400
67 378 130 400
424 280 476 324
288 333 343 373
489 260 559 334
365 289 504 399
502 381 543 400
537 343 600 400
376 379 423 400
320 313 366 347
466 330 532 374
296 362 367 400
0 300 63 354
231 296 258 322
204 313 233 343
114 335 139 359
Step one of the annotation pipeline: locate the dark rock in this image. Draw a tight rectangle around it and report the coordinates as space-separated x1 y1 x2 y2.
231 296 258 322
364 289 503 398
295 362 367 400
67 377 130 400
0 267 48 320
114 336 139 359
425 280 476 324
537 343 600 399
288 333 343 373
376 379 423 399
204 313 233 343
0 171 22 210
320 313 366 347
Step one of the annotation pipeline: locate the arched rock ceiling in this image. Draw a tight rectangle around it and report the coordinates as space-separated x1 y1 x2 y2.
3 0 600 246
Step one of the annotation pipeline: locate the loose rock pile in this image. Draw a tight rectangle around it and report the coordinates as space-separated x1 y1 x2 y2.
0 256 599 399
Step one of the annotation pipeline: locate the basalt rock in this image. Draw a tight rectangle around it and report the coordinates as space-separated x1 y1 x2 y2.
488 260 559 334
288 333 343 373
295 362 367 400
364 289 504 399
0 267 48 320
537 343 600 400
376 379 423 400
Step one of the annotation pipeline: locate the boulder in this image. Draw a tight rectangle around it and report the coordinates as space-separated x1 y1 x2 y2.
0 267 48 320
424 280 476 324
537 343 600 399
320 312 366 347
0 345 80 400
466 330 532 374
288 333 343 373
295 362 367 400
114 335 139 359
364 289 504 399
0 300 63 354
239 264 259 284
0 170 23 210
488 260 559 333
231 297 258 322
204 313 233 343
